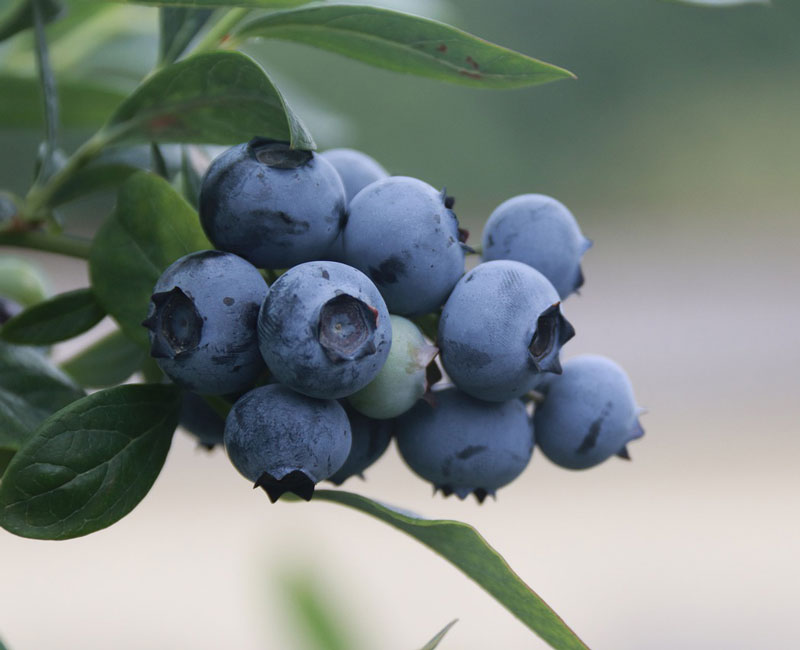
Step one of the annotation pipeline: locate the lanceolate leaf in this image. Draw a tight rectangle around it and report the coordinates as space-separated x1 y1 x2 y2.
0 342 84 455
233 5 574 89
89 171 211 346
108 0 310 7
1 288 106 344
49 161 139 206
420 619 458 650
61 329 146 388
158 7 214 65
311 490 588 650
0 384 180 540
665 0 767 5
101 50 314 149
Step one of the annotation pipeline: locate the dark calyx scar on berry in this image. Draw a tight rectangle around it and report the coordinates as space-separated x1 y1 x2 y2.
438 260 575 402
257 261 391 400
318 293 378 362
143 287 202 358
223 384 352 502
142 250 268 395
198 138 346 270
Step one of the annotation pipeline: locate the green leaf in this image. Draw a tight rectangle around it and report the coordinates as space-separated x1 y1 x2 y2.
278 569 360 650
89 171 211 346
49 161 139 206
107 0 311 7
0 448 14 476
665 0 767 5
311 490 588 650
101 50 314 149
420 619 458 650
0 383 180 540
0 0 62 43
61 330 146 388
1 288 105 344
158 7 214 65
0 74 125 129
232 5 574 89
0 341 84 454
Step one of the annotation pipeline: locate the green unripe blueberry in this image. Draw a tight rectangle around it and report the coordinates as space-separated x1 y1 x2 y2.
348 315 438 419
0 256 49 307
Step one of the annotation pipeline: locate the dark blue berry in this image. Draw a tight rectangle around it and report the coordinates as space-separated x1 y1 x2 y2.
320 148 389 204
396 387 533 502
438 260 574 402
224 384 351 501
258 261 391 399
342 176 466 315
482 194 591 299
142 250 268 395
327 407 393 485
534 355 644 469
199 138 346 269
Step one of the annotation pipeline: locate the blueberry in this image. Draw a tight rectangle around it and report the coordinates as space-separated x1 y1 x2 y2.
0 255 49 307
396 387 533 502
438 260 575 402
142 250 268 395
0 297 22 326
534 355 645 469
342 176 467 316
319 148 389 204
348 315 437 419
258 261 391 399
224 383 351 501
179 392 226 449
327 407 393 485
482 194 592 300
199 138 346 269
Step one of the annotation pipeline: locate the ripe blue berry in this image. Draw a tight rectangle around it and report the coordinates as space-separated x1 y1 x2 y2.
319 148 389 204
482 194 591 299
438 260 574 402
199 138 346 269
179 392 226 449
258 261 391 399
328 407 393 485
348 315 438 419
142 250 268 395
224 384 351 501
396 388 533 502
534 355 644 469
342 176 467 316
0 297 22 325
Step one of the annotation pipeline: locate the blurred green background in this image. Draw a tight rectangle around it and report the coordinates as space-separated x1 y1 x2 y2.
1 2 799 649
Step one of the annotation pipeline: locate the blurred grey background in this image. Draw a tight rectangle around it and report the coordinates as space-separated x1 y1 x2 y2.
1 1 799 649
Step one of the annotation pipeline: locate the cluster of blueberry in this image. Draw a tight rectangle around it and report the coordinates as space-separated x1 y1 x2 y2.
142 138 644 503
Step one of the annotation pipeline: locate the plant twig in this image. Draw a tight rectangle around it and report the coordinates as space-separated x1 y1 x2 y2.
0 230 91 259
31 0 60 188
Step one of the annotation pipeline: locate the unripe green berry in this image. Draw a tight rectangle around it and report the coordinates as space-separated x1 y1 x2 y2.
348 315 437 419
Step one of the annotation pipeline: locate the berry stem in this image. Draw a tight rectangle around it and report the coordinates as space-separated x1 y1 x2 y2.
31 0 60 190
0 230 91 259
191 8 250 55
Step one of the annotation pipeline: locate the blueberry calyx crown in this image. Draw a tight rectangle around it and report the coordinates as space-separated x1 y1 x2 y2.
248 137 313 170
318 294 378 362
254 470 315 503
528 303 575 373
436 485 494 504
142 286 203 359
